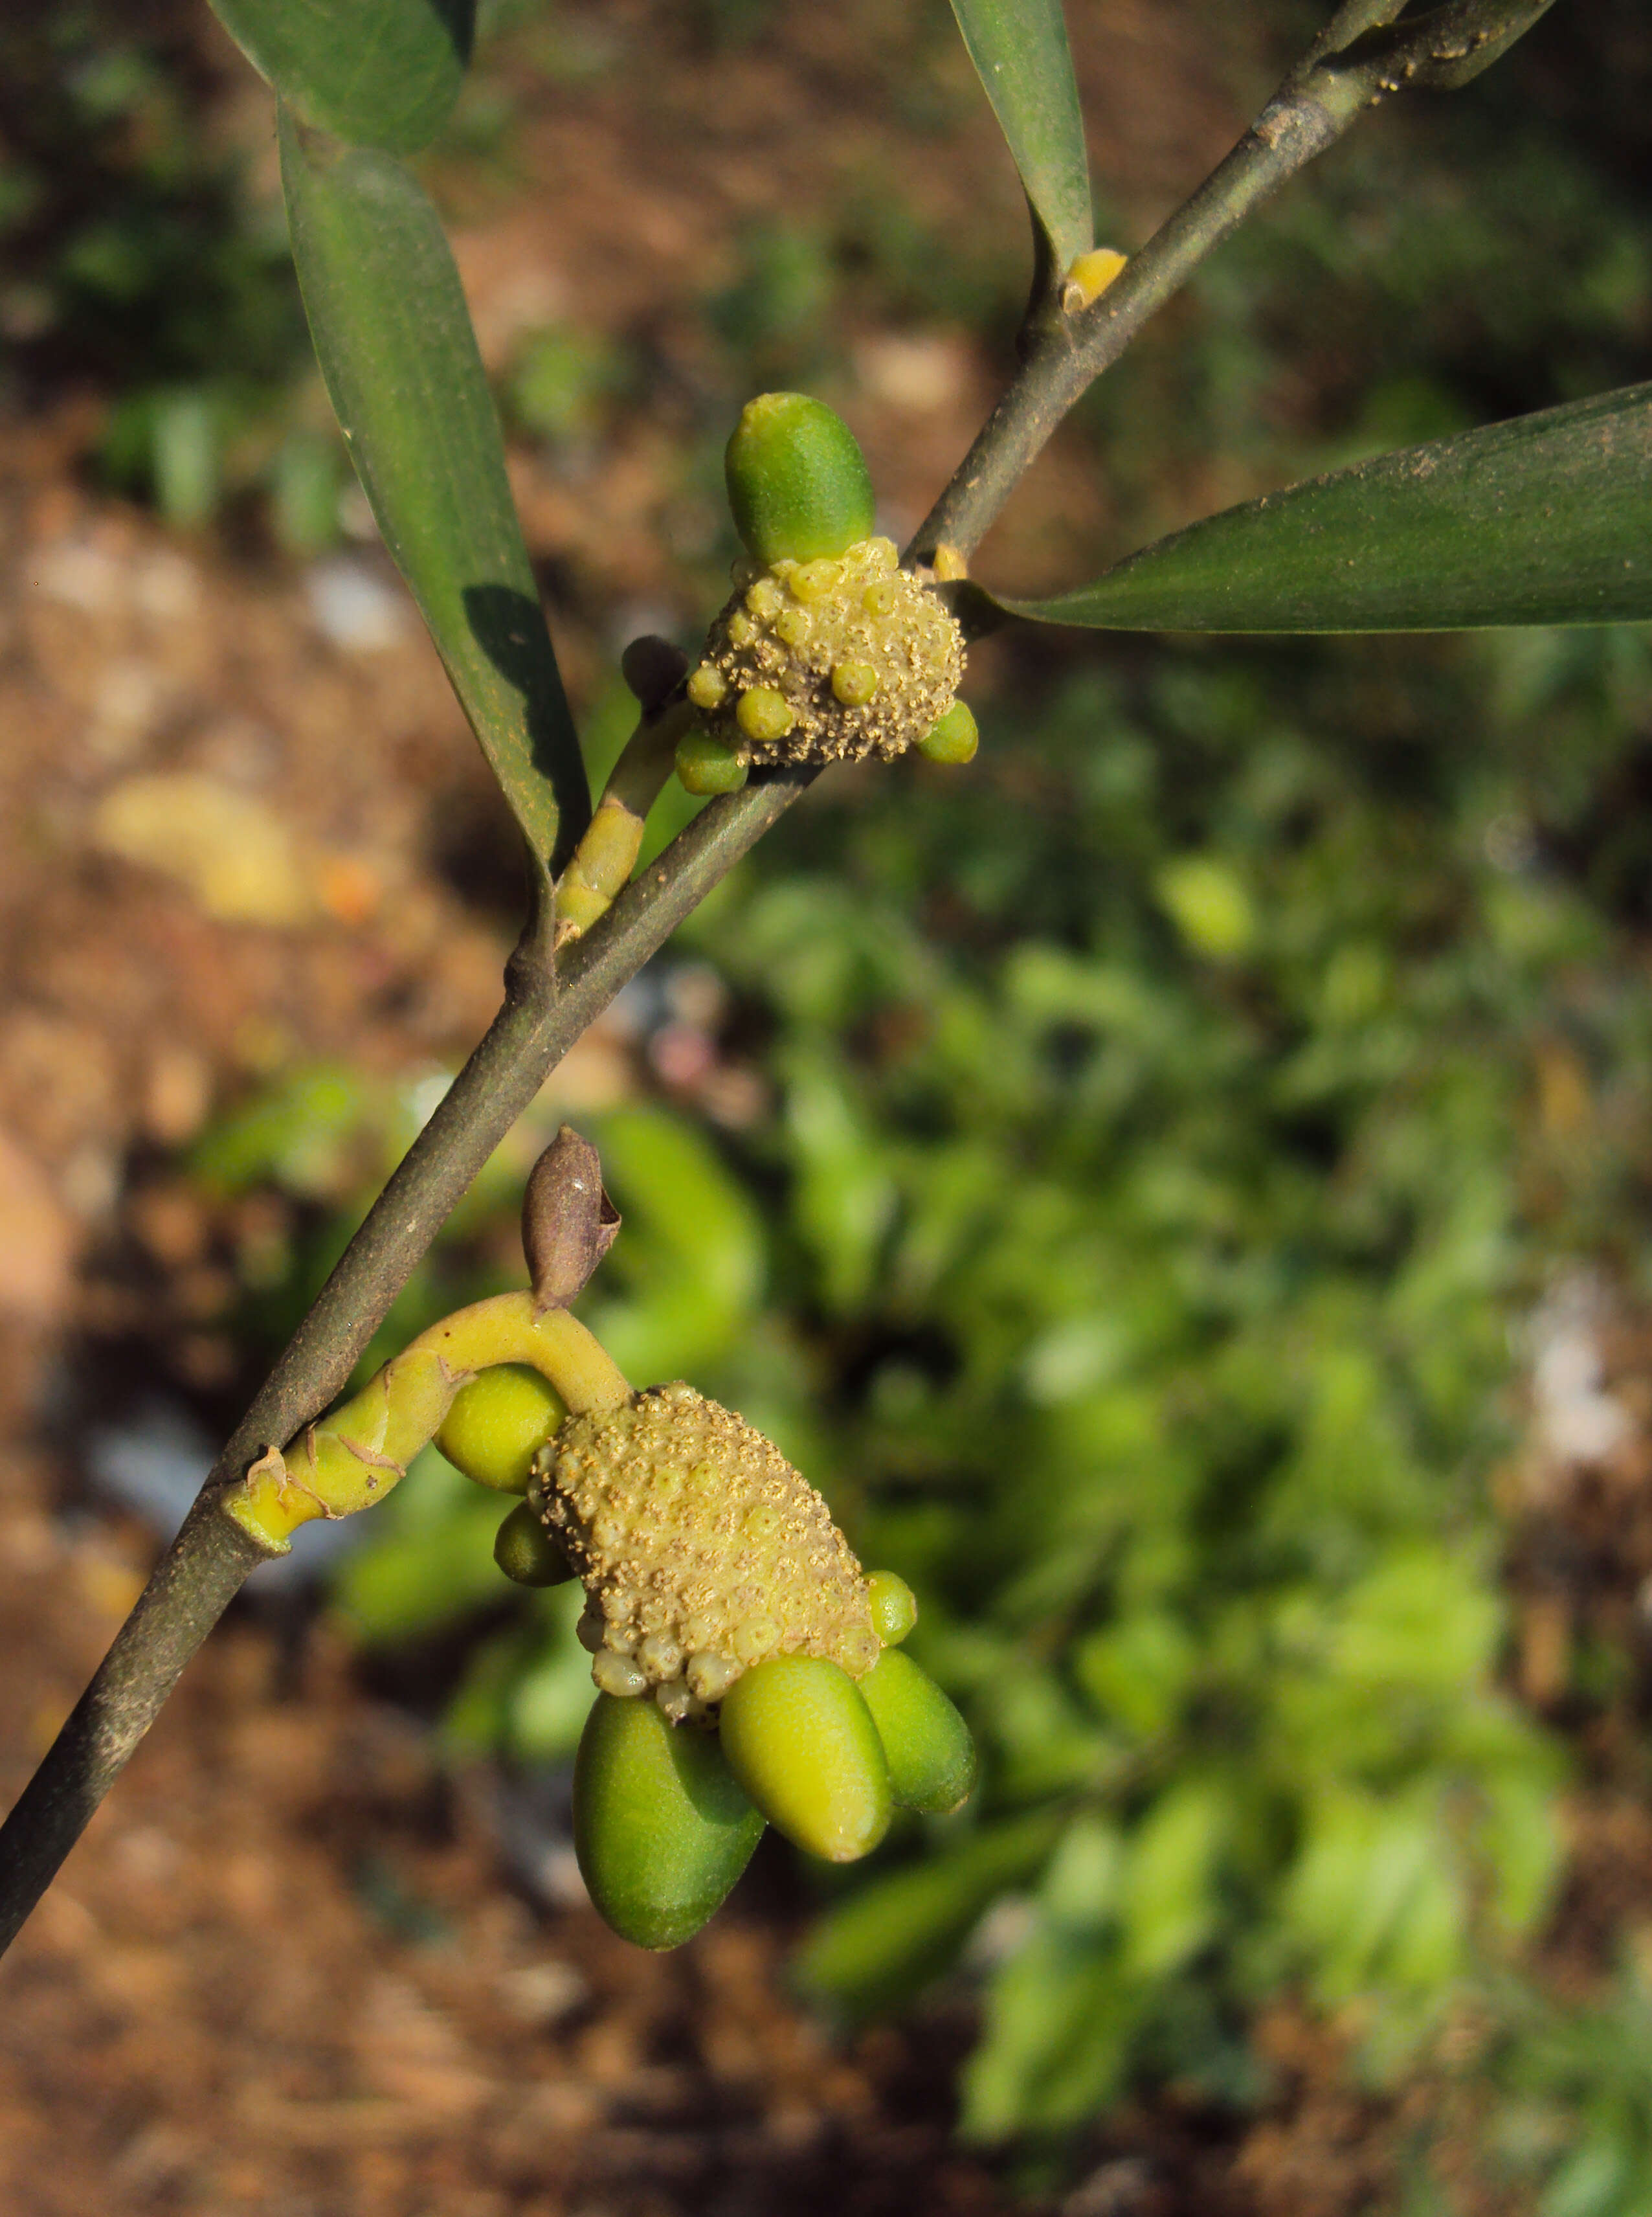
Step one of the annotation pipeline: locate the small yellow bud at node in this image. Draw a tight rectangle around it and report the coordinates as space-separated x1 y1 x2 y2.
1062 246 1128 313
687 663 728 710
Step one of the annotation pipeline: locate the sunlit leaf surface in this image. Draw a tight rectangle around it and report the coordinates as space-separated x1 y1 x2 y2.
210 0 473 154
948 0 1093 273
991 383 1652 632
281 108 586 872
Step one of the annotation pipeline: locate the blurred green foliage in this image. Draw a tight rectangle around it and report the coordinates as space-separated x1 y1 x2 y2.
1477 1964 1652 2217
702 622 1650 2139
0 1 328 538
1078 4 1652 580
192 612 1652 2172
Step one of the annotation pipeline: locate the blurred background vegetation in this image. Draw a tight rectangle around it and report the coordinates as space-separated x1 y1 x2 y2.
7 0 1652 2205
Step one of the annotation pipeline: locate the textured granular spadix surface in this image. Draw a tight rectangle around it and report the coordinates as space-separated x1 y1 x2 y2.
689 537 965 768
537 1383 878 1705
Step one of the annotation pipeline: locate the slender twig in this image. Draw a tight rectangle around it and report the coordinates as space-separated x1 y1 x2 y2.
0 0 1563 1959
1324 0 1561 93
0 765 812 1955
911 96 1361 562
555 701 694 937
1294 0 1412 76
910 0 1559 567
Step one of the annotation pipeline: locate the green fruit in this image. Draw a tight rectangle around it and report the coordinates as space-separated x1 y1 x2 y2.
918 700 979 765
437 1364 567 1492
719 1654 892 1863
574 1693 765 1949
725 392 876 568
494 1500 574 1586
866 1568 917 1646
675 727 750 796
858 1648 977 1816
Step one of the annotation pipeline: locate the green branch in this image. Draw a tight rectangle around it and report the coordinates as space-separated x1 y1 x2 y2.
910 0 1560 568
0 767 810 1958
0 0 1563 1963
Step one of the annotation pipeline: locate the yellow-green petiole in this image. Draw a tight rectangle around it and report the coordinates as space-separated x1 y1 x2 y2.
222 1291 631 1553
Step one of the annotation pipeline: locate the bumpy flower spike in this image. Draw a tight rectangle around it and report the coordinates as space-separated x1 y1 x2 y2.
537 1383 976 1887
219 1127 976 1949
556 398 981 945
679 392 974 786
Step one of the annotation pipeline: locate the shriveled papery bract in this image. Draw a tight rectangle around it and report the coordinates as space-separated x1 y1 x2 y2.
536 1383 879 1716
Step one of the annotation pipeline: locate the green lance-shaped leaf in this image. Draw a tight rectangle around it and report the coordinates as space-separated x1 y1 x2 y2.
983 383 1652 635
280 108 588 875
210 0 474 155
948 0 1093 277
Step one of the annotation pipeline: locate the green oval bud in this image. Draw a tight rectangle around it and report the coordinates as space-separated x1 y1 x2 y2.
918 700 979 765
866 1568 918 1646
437 1364 567 1493
725 392 876 568
675 728 750 796
735 686 794 745
857 1648 976 1816
719 1654 892 1863
686 662 728 710
831 661 880 708
494 1500 574 1586
574 1693 765 1949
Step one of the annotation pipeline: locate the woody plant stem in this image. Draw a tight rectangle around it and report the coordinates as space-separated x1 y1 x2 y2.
0 0 1548 1958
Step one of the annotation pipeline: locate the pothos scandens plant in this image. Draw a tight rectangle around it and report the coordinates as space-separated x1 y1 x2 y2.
2 0 1646 1964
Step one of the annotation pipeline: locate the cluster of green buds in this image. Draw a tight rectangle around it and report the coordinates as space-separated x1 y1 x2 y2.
552 392 980 947
223 1129 976 1952
675 393 979 796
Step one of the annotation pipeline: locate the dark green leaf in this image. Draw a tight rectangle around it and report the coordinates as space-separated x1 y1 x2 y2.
948 0 1092 275
210 0 473 155
280 108 587 873
988 384 1652 633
